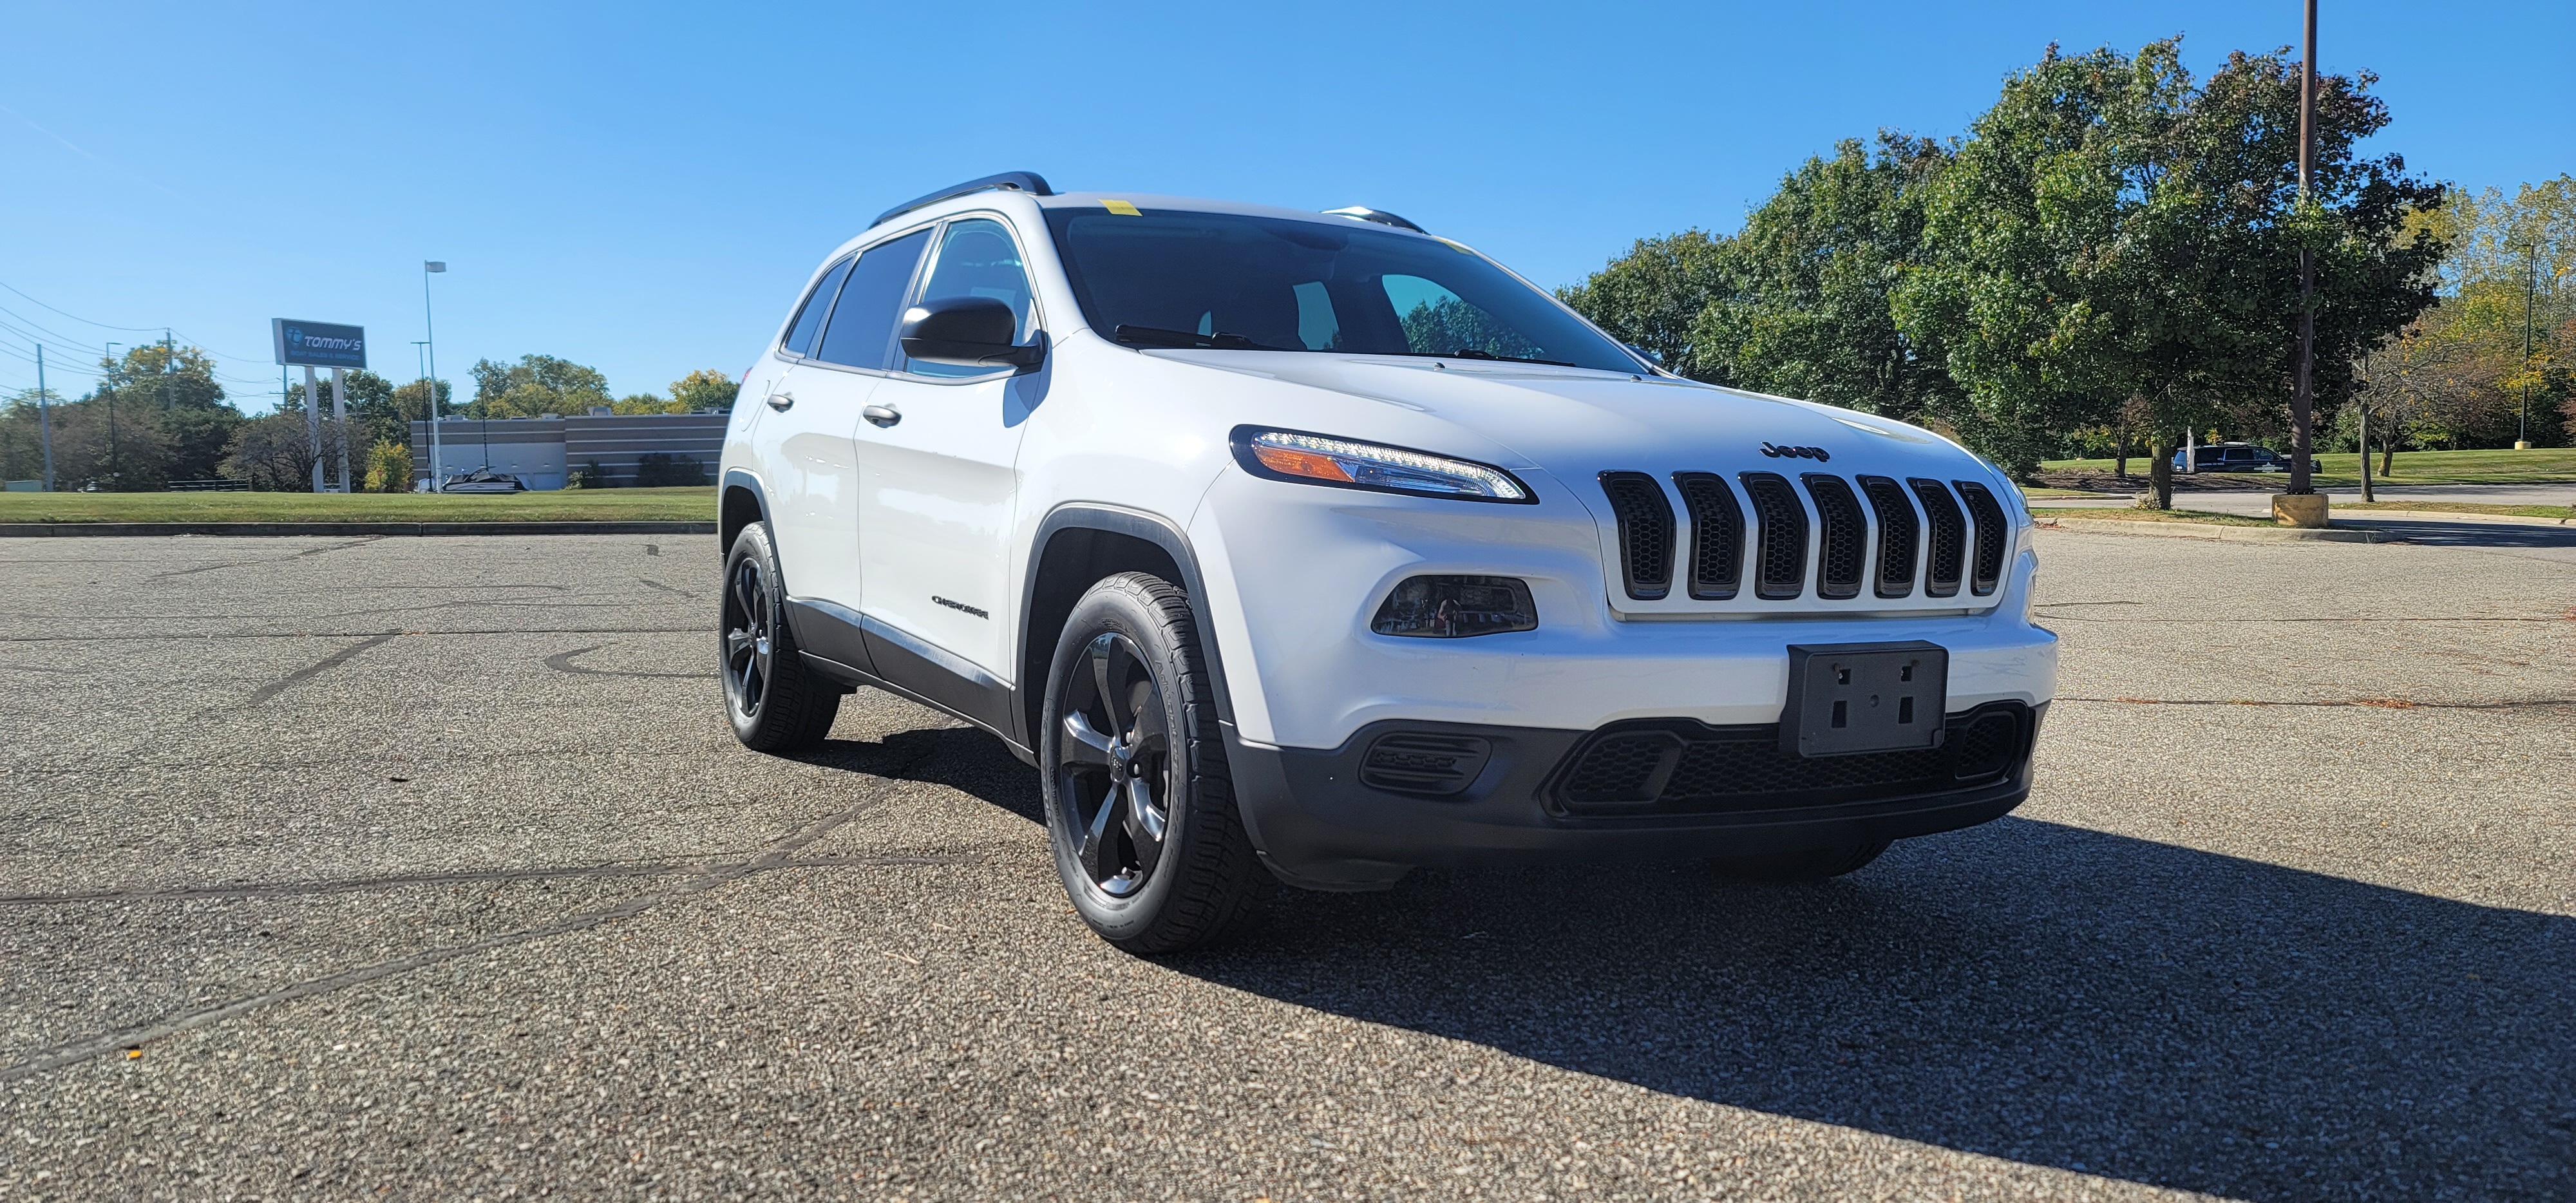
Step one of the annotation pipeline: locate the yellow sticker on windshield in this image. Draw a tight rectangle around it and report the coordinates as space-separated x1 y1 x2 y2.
1101 199 1141 216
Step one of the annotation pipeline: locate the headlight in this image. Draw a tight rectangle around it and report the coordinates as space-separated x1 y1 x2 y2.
1231 426 1533 503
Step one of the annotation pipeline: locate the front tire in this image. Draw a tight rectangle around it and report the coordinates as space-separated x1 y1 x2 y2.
1040 573 1257 954
720 522 840 752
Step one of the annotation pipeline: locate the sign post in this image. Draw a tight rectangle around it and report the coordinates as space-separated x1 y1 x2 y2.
273 319 366 493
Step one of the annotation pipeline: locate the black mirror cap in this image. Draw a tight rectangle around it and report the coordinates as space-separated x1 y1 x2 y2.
898 296 1045 370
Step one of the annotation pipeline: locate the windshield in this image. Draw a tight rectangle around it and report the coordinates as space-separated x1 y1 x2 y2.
1042 206 1642 372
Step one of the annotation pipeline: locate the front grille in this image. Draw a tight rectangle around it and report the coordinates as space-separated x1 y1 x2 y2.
1598 472 1674 600
1738 473 1808 600
1360 732 1493 795
1802 474 1866 600
1670 472 1744 600
1858 475 1919 598
1954 481 2009 596
1553 703 2035 816
1910 478 1965 598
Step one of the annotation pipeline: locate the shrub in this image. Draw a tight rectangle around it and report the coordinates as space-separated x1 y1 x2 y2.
633 453 709 487
363 439 415 492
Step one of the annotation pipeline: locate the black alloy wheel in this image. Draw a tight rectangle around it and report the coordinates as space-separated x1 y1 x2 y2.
719 522 839 752
722 553 775 721
1056 631 1172 898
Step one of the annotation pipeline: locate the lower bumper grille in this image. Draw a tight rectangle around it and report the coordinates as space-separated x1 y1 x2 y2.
1552 702 2034 815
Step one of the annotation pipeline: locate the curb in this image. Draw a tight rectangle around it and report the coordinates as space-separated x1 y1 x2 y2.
0 522 717 538
2336 508 2573 528
2038 517 2389 544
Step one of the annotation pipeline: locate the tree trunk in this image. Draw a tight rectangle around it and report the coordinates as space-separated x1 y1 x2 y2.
2379 433 2396 478
2114 422 2130 480
2147 437 2175 509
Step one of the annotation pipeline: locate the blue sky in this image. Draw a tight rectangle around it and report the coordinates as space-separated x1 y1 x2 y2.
3 0 2569 413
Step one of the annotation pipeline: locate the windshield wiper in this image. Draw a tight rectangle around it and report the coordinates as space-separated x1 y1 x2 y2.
1439 347 1577 367
1112 325 1298 352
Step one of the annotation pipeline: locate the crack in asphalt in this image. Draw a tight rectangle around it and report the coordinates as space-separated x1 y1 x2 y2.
240 633 399 706
544 643 718 679
0 851 983 905
0 756 934 1083
146 538 383 580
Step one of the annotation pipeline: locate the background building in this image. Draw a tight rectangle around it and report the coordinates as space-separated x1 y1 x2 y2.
408 410 727 489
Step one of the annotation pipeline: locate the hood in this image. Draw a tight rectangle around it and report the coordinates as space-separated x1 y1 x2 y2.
1154 349 2002 494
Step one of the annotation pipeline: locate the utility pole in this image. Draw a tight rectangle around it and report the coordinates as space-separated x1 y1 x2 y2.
2287 0 2320 506
35 344 55 491
2520 243 2539 450
162 329 175 410
104 343 121 489
424 261 446 490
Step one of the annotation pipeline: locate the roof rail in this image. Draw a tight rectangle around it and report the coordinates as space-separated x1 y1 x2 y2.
1322 205 1425 234
873 171 1055 229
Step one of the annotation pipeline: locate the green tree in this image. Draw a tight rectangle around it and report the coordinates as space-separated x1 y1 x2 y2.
1702 132 1956 421
91 344 242 483
1558 231 1739 379
467 355 612 418
669 368 741 412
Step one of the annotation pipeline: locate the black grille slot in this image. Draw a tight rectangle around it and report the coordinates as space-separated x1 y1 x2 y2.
1953 480 2009 596
1598 472 1674 601
1554 703 2034 815
1801 474 1866 600
1909 478 1965 598
1670 472 1744 600
1858 475 1918 598
1360 733 1493 795
1558 731 1680 806
1738 472 1808 600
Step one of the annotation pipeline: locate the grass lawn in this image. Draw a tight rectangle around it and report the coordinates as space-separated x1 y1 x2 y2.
2338 500 2573 519
2035 507 2279 527
0 487 717 523
2039 446 2576 486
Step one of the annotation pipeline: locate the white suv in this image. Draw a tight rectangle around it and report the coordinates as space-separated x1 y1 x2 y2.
717 173 2057 952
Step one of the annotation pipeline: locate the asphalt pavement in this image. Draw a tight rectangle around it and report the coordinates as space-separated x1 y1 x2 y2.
2 527 2571 1201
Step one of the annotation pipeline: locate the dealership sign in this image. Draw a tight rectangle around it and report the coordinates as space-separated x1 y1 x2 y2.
271 319 368 370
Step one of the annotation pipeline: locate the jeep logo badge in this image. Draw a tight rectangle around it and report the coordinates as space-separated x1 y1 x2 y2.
1759 442 1830 462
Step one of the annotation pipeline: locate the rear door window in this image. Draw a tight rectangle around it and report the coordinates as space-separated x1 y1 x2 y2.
813 229 933 370
781 257 855 357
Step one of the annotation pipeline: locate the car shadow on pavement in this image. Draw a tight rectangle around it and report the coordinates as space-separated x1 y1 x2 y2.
1164 817 2576 1202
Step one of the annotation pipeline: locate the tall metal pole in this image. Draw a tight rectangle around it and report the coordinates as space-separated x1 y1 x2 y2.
306 364 325 493
413 341 430 491
35 344 55 491
104 343 120 489
2521 244 2539 449
331 366 350 492
424 261 446 490
2289 0 2318 497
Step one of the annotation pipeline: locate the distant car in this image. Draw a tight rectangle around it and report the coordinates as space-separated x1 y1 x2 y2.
439 469 526 493
2173 443 2318 473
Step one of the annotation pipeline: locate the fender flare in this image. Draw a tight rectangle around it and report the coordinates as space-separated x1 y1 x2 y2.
1020 504 1240 737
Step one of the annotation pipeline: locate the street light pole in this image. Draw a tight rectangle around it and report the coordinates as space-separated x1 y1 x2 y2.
413 341 431 491
2521 243 2539 450
35 343 55 491
2288 0 2319 501
424 261 447 490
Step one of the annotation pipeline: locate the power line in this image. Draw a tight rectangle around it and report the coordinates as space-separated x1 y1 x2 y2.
0 278 166 332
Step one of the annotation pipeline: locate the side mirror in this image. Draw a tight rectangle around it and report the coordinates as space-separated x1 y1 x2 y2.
900 296 1045 371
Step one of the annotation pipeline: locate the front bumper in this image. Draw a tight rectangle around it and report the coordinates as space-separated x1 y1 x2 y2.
1227 702 2043 890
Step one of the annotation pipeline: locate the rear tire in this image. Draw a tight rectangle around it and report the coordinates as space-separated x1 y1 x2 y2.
1040 573 1258 954
720 522 840 752
1709 838 1891 882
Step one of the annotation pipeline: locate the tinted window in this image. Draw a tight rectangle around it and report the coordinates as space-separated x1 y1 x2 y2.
813 229 932 370
781 257 853 356
1043 207 1639 372
906 218 1036 379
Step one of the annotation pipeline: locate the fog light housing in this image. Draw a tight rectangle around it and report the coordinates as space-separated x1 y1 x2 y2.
1370 575 1537 638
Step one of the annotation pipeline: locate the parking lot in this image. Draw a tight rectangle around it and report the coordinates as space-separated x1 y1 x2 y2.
3 524 2572 1202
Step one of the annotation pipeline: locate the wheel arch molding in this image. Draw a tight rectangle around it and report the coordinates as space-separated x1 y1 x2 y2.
1019 504 1240 754
719 468 773 565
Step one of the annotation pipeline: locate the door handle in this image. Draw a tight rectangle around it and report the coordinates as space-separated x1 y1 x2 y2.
766 391 795 412
863 404 901 428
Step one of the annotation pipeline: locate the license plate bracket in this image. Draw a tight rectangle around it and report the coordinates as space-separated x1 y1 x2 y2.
1781 641 1949 757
